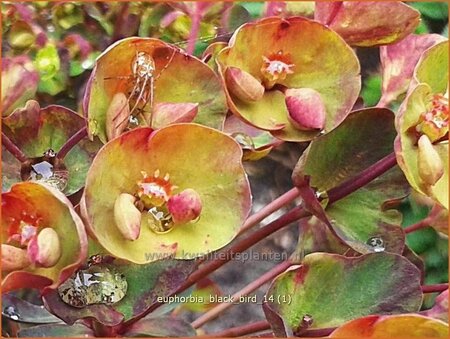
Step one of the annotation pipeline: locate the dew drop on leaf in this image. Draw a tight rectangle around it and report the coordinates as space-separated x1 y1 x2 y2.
57 264 127 308
3 306 20 321
366 236 385 252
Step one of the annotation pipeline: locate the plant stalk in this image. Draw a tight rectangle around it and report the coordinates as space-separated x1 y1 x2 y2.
404 218 431 234
57 126 88 159
192 260 293 328
2 132 27 162
239 187 301 235
186 6 201 55
422 283 448 293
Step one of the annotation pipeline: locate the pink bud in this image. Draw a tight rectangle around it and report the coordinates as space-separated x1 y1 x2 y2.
167 189 202 225
27 228 62 268
152 102 198 128
114 193 142 240
225 67 265 102
2 244 31 271
285 88 326 130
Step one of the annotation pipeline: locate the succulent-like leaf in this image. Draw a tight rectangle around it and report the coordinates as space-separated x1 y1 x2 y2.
124 316 196 337
315 2 420 47
217 16 360 141
84 37 227 143
82 124 251 263
2 182 87 293
330 314 448 338
265 252 423 331
1 56 39 117
2 100 101 195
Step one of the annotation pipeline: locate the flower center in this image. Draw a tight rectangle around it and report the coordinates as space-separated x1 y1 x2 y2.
7 212 42 246
415 94 449 143
135 170 177 234
260 50 294 89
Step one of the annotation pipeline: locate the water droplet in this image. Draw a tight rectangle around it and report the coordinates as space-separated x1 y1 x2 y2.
44 149 56 157
145 206 174 234
367 236 385 252
128 115 139 128
314 190 329 208
3 306 20 321
58 265 127 308
21 156 69 192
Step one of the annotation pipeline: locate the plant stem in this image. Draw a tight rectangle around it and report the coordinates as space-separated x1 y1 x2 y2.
57 127 88 159
2 132 27 162
192 260 293 328
186 6 201 55
201 320 271 337
422 283 448 293
239 187 301 235
327 152 397 203
404 218 430 234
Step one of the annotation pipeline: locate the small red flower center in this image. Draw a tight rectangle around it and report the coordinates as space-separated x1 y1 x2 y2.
415 94 449 142
136 170 176 208
7 212 42 247
260 50 295 89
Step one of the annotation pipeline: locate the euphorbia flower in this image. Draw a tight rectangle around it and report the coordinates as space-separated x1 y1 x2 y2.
81 124 251 264
217 17 361 142
83 37 227 143
1 182 87 293
395 40 449 209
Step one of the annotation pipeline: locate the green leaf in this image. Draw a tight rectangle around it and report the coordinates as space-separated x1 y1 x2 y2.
265 252 423 331
361 75 382 107
34 44 60 81
410 2 448 20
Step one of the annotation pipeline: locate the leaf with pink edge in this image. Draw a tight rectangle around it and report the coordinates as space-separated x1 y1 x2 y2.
84 37 227 143
265 253 422 333
292 108 408 254
314 2 420 47
2 100 101 195
42 257 196 326
379 34 446 106
217 16 360 142
330 314 448 338
1 182 87 293
394 83 448 209
82 124 251 264
1 56 39 117
414 41 449 93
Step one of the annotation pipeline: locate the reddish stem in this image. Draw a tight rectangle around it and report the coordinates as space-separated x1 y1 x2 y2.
404 218 430 234
240 187 301 235
2 132 27 162
202 320 271 337
192 260 293 328
422 283 448 293
186 5 201 55
328 152 397 204
57 127 88 159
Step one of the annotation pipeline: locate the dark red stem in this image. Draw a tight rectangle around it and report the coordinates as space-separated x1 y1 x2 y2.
328 152 397 204
1 132 27 162
57 127 88 159
422 283 448 293
404 219 430 234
